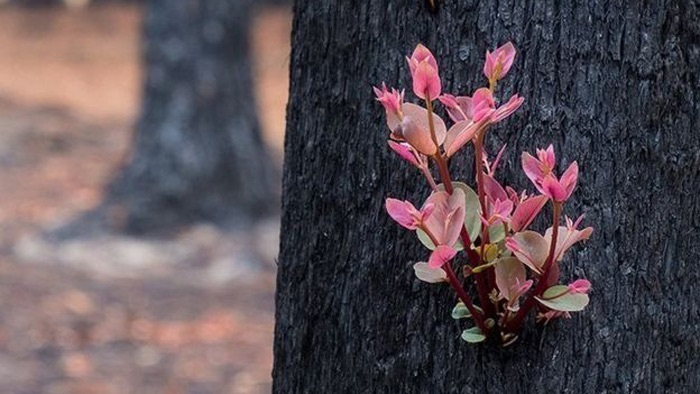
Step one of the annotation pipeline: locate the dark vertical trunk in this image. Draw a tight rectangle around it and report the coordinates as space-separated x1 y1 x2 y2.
274 1 699 393
106 0 277 233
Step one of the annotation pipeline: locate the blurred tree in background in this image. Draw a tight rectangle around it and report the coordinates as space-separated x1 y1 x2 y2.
1 0 291 9
0 0 142 6
5 0 285 236
103 0 278 234
273 0 699 392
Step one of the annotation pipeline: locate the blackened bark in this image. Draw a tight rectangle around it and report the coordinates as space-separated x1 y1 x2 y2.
274 1 700 393
106 0 277 233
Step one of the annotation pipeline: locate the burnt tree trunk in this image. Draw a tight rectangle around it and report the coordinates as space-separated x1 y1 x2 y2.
105 0 276 233
274 1 699 393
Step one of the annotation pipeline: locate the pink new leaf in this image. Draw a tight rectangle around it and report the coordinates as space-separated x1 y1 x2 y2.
444 120 480 157
516 278 533 296
522 145 579 202
510 195 548 232
385 199 424 230
483 42 516 82
568 279 592 294
558 161 579 202
493 199 514 221
545 215 594 261
505 186 521 205
483 174 509 203
422 189 466 247
539 145 556 167
398 116 437 155
407 44 441 100
438 94 473 122
482 198 513 227
521 145 555 193
541 175 569 202
400 103 447 147
428 245 457 269
408 44 437 71
387 140 424 168
471 88 495 122
491 94 524 123
522 152 545 193
373 82 404 115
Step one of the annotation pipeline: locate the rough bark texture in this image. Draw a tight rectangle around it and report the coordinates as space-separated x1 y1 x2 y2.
106 0 277 233
275 1 700 393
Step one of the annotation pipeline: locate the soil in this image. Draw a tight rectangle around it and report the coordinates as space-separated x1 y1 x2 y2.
0 4 291 393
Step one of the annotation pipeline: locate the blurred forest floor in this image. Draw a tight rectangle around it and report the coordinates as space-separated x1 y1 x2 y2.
0 5 290 393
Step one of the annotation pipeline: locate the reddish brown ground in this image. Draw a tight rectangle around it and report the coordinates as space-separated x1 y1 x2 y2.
0 5 290 393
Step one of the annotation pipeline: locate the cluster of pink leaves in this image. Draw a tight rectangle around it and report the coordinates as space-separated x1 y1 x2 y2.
375 43 593 344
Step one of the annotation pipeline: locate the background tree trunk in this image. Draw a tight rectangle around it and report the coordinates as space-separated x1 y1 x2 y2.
274 1 699 392
105 0 277 233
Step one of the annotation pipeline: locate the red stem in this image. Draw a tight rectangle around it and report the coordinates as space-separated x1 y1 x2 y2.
421 166 438 191
443 263 489 334
434 149 494 320
459 227 494 319
426 98 454 193
425 97 492 335
472 131 497 318
421 225 488 334
474 133 490 247
459 228 480 266
434 154 453 193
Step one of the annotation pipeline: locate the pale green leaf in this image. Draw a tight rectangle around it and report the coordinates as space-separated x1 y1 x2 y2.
541 285 569 298
471 260 498 273
451 302 470 319
413 262 447 283
488 222 507 244
535 285 589 312
461 326 486 343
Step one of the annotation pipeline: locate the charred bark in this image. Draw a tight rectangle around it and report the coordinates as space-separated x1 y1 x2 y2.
274 1 700 393
105 0 277 234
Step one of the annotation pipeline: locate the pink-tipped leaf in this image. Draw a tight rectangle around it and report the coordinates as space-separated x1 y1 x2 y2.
385 199 422 230
483 42 516 81
428 245 457 269
510 195 548 232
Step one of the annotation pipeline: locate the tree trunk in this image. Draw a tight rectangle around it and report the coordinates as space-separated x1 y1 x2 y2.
274 1 699 392
103 0 277 233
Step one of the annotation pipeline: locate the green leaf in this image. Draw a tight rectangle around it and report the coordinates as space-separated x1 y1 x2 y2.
413 262 447 283
471 260 497 274
535 285 589 312
488 222 506 244
436 182 481 242
416 228 464 251
416 228 435 250
461 326 486 343
459 184 482 242
541 285 569 297
451 302 470 319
